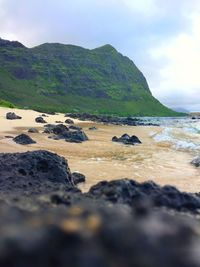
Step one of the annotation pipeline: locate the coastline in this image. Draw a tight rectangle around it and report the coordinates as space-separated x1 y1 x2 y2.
0 107 199 192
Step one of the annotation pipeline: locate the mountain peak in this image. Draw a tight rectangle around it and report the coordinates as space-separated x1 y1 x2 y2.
0 38 25 48
93 44 117 52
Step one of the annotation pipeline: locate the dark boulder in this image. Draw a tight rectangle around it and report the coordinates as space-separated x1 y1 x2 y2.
0 150 73 195
88 179 200 212
0 195 199 267
72 172 86 185
28 128 39 133
13 134 36 145
35 117 47 123
43 124 69 135
112 134 142 145
44 124 88 143
6 112 22 120
65 119 74 124
65 130 88 143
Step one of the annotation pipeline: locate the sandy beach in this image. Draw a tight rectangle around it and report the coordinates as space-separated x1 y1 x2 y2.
0 107 199 192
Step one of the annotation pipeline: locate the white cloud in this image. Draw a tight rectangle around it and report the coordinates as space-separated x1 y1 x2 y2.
149 13 200 110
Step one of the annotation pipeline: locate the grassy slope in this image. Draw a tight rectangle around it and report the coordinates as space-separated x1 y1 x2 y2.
0 40 181 116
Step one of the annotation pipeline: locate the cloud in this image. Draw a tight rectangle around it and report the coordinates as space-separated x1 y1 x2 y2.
149 12 200 111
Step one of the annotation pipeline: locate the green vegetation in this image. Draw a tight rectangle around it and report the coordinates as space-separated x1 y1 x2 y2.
0 98 15 108
0 38 181 116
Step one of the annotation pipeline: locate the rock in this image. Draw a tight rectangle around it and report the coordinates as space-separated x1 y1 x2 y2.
65 119 74 124
41 114 48 117
28 128 39 133
43 124 69 135
0 150 73 195
35 117 47 123
6 112 22 120
191 157 200 167
44 124 88 143
69 125 82 131
55 121 63 123
112 134 142 145
0 195 199 267
72 172 86 185
66 113 159 126
64 130 89 143
13 134 36 145
88 179 200 212
89 126 98 130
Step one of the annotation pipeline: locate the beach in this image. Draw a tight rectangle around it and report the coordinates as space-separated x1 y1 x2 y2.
0 107 199 192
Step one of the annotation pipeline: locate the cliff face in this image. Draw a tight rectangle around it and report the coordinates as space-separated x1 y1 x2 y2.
0 38 179 116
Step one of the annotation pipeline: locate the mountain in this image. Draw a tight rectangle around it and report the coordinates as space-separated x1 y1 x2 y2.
0 38 180 116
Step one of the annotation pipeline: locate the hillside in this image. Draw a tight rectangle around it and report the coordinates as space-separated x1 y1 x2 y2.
0 38 179 116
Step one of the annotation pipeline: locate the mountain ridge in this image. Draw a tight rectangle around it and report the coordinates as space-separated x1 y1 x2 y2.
0 38 180 116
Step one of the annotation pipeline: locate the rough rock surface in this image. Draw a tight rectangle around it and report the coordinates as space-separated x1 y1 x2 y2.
88 179 200 212
35 116 47 123
112 134 142 145
0 150 73 195
6 112 22 120
13 134 36 145
0 151 199 266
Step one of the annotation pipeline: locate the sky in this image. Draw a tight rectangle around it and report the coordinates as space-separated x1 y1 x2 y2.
0 0 200 111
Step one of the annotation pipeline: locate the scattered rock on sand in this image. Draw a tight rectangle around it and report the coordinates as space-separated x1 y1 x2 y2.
44 124 88 143
13 134 36 145
6 112 22 120
89 126 98 130
112 134 142 145
28 127 39 133
72 172 86 185
191 157 200 167
35 116 47 123
65 118 74 124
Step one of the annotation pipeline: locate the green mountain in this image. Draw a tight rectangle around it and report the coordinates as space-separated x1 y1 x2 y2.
0 38 179 116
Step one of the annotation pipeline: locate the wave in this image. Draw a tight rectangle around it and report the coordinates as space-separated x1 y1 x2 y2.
152 119 200 152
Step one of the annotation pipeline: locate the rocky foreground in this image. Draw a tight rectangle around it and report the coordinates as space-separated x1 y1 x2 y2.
0 150 200 267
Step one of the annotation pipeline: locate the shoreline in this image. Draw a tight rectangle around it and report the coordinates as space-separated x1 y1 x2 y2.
0 107 199 192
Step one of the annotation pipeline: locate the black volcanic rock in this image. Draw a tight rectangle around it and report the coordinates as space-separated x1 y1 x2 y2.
0 150 73 195
35 116 47 123
72 172 86 185
44 124 88 143
28 127 39 133
6 112 22 120
112 134 142 145
191 157 200 167
88 179 200 212
67 113 159 126
13 134 36 145
65 118 74 124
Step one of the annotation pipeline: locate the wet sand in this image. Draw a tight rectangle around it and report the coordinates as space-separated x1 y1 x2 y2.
0 107 200 192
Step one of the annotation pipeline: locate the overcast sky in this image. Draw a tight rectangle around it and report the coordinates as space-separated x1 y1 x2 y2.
0 0 200 111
